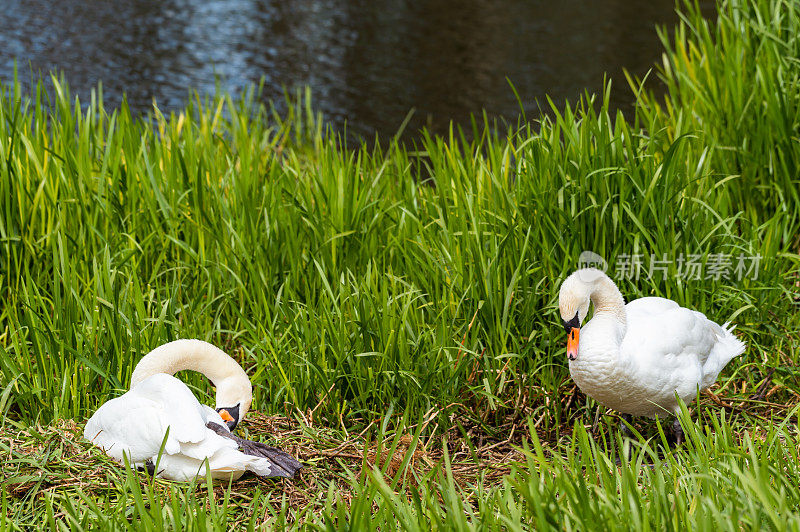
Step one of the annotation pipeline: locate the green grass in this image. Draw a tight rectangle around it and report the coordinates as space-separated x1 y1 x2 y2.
1 0 799 528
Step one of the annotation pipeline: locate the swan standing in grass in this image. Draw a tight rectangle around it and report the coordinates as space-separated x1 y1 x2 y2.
558 268 746 443
84 339 303 481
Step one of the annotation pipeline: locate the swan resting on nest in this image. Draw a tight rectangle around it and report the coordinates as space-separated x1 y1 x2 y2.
558 268 746 443
84 339 303 481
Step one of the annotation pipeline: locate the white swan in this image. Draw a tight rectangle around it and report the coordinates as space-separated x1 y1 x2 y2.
84 339 302 481
558 268 746 442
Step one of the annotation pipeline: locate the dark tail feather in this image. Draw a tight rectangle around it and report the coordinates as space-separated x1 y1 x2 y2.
207 422 303 478
241 443 304 478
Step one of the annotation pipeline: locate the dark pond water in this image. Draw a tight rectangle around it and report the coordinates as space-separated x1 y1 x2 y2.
0 0 693 140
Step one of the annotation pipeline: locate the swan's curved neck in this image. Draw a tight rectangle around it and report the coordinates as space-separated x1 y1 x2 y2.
130 339 252 408
589 275 627 326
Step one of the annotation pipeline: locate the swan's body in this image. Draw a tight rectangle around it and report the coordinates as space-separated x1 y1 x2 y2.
84 373 271 481
84 339 302 481
559 269 745 425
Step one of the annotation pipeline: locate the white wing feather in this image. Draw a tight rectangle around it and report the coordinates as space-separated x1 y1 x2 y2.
617 297 745 413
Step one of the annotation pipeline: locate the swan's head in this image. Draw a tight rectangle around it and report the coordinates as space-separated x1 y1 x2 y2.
558 269 601 360
214 375 253 431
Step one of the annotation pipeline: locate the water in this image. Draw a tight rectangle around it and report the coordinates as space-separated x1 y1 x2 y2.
0 0 688 140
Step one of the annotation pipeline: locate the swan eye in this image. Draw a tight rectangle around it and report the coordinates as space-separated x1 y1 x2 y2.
562 311 580 333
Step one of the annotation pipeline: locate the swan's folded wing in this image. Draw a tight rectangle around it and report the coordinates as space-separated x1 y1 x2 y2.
84 374 213 463
624 304 720 366
84 393 175 463
129 373 210 444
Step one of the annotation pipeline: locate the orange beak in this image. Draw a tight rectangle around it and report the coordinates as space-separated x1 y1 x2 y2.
567 327 580 361
218 409 234 423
